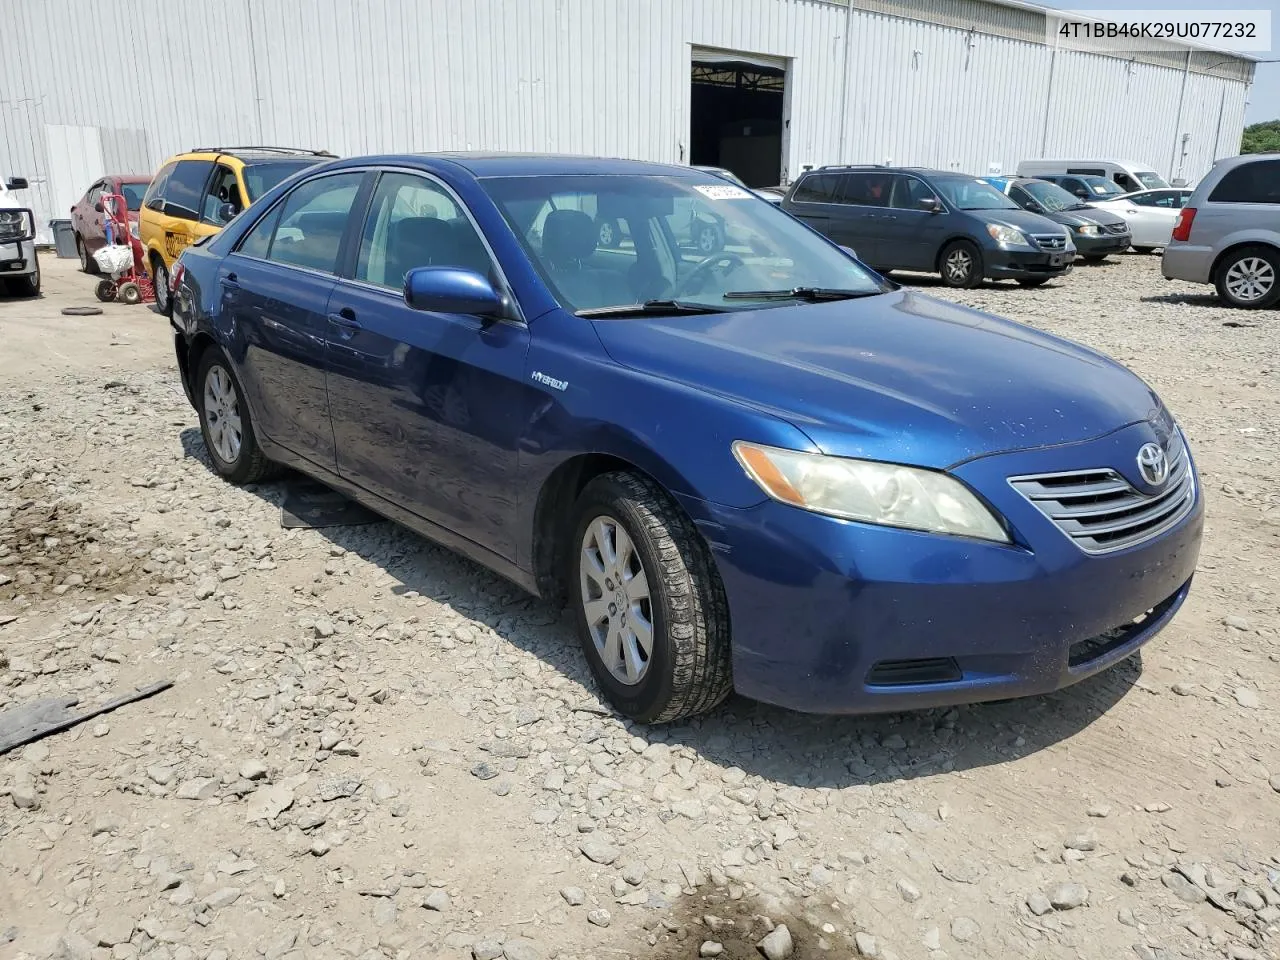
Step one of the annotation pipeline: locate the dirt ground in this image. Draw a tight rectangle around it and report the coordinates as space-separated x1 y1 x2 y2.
1 254 1278 960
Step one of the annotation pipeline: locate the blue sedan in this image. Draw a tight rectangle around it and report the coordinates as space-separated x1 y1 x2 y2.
169 153 1203 723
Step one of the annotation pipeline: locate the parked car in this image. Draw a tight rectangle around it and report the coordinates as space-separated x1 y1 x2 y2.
781 165 1075 288
70 174 153 273
1034 173 1129 202
169 153 1202 723
1088 189 1194 253
595 166 746 255
754 185 787 205
695 165 786 205
1162 153 1280 309
1016 159 1170 193
982 176 1131 262
0 175 38 297
140 146 335 315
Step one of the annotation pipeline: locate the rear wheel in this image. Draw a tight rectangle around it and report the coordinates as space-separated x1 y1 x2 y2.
1132 246 1155 254
151 257 172 316
195 349 279 484
117 281 142 305
568 472 732 723
939 240 983 288
77 235 98 274
95 279 117 302
1082 254 1107 264
1215 246 1280 309
1016 277 1049 288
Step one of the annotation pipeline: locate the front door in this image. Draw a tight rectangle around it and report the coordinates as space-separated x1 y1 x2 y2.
324 170 531 558
153 159 216 267
881 174 942 271
218 170 370 471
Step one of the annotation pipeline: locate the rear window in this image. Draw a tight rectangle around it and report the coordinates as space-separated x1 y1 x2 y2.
164 160 215 218
1208 160 1280 204
120 182 148 211
790 174 840 203
241 159 325 203
143 163 175 205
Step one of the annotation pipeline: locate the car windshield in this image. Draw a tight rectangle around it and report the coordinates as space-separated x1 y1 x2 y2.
706 168 749 189
931 177 1020 211
481 174 889 313
241 159 325 202
1020 179 1083 212
120 182 148 211
1079 176 1127 198
1135 171 1169 189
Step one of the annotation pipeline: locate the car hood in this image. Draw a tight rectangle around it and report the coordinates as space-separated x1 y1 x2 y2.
592 291 1160 468
969 207 1068 236
1037 207 1128 229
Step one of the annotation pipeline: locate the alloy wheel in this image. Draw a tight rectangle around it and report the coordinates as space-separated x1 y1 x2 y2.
153 262 170 313
945 249 973 283
579 515 654 686
203 365 243 465
1224 257 1275 303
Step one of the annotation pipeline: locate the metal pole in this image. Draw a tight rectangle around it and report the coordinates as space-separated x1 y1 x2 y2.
1169 50 1191 181
837 0 854 161
1040 41 1057 155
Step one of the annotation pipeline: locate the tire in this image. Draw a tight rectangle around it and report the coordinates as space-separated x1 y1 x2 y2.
939 240 983 288
8 252 40 298
77 235 99 274
1214 245 1280 310
693 220 725 256
95 279 117 302
1016 277 1049 288
1132 246 1155 254
1082 255 1107 264
596 218 621 249
195 349 279 484
151 257 172 316
568 471 732 724
117 281 142 305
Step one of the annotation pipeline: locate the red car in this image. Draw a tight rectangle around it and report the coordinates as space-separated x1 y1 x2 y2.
69 174 152 273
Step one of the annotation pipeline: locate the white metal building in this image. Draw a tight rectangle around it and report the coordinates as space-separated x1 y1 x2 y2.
2 0 1254 244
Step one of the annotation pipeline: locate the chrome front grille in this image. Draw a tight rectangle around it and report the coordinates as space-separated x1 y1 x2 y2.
1032 234 1067 250
1009 434 1196 554
1102 222 1130 235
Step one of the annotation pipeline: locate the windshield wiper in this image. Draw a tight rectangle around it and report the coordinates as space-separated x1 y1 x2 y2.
576 299 727 318
722 287 879 302
1068 203 1093 210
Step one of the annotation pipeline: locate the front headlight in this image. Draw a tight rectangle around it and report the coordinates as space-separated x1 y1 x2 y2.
732 441 1010 543
0 210 21 240
986 223 1028 247
1074 224 1100 236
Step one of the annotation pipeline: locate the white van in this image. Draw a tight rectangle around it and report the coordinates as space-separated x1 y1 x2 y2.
1016 159 1169 194
0 175 40 298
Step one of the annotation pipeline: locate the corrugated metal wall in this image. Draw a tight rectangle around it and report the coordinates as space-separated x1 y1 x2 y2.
1 0 1251 245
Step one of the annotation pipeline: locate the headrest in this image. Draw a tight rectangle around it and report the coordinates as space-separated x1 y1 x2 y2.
542 209 597 266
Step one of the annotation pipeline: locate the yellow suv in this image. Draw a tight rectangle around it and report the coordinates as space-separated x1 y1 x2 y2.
139 146 336 313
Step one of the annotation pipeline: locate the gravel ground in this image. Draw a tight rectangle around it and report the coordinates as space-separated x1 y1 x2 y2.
1 254 1278 960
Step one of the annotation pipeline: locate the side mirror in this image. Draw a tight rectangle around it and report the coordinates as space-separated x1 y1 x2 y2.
1024 200 1044 214
839 245 859 259
217 202 239 224
918 196 941 213
404 266 504 318
5 177 28 191
1074 189 1089 199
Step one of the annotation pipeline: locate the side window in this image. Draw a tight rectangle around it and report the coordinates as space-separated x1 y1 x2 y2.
355 171 492 289
790 174 839 203
1114 173 1138 192
1008 185 1034 208
143 164 175 209
163 160 216 220
201 165 243 224
1067 167 1105 177
1128 193 1156 207
238 204 283 260
1208 161 1280 204
891 175 936 210
263 172 365 274
840 173 891 208
1062 178 1086 196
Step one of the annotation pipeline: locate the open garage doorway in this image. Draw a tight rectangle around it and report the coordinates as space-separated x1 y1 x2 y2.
689 48 787 188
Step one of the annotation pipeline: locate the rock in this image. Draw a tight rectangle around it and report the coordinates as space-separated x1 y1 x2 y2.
309 838 330 856
1270 776 1280 793
950 917 980 943
1049 883 1088 910
1171 682 1196 696
424 890 450 912
9 774 38 810
314 617 335 638
95 915 135 947
204 887 242 909
146 765 176 786
560 886 585 906
316 777 360 801
622 862 646 886
700 942 724 958
586 908 611 928
502 938 541 960
854 931 879 957
1235 687 1260 709
1087 804 1112 818
896 878 921 903
1064 831 1097 851
1144 801 1171 813
176 777 218 801
579 837 620 865
240 759 269 781
245 785 294 822
1236 887 1265 911
1162 872 1206 904
1224 615 1251 631
472 940 504 960
758 924 794 960
1026 893 1053 916
471 762 499 781
1227 946 1260 960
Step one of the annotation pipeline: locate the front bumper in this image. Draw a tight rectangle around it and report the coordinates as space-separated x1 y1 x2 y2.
985 246 1074 279
0 240 36 278
1161 244 1214 284
685 424 1203 715
1075 232 1131 256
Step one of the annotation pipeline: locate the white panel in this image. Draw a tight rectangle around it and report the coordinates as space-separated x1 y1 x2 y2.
44 125 104 239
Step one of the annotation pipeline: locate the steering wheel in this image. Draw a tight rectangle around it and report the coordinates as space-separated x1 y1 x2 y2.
673 252 745 297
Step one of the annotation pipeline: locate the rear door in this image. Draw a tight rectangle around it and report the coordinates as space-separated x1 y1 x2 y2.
1115 191 1179 246
829 172 895 263
784 172 843 240
79 182 106 250
218 170 371 471
1198 159 1280 247
153 159 215 267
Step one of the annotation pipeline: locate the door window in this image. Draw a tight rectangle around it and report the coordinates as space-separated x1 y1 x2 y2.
790 174 840 203
238 204 283 260
355 172 493 289
839 173 892 208
163 160 216 220
201 165 244 224
889 175 936 210
1208 160 1280 204
249 172 366 274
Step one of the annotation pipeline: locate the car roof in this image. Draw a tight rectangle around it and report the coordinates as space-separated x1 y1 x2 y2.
175 147 336 163
412 152 708 179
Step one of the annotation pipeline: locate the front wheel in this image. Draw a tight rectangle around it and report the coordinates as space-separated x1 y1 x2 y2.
117 281 142 305
95 279 117 302
693 220 725 256
151 258 172 316
569 472 732 724
195 350 279 484
939 240 983 288
1215 246 1280 309
7 252 41 298
1016 277 1049 288
77 235 98 274
1082 255 1107 264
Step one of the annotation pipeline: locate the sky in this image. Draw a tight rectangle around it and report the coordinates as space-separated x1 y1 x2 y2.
1037 0 1279 124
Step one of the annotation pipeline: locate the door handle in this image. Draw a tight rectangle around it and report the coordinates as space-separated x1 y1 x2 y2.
328 308 360 329
220 273 238 288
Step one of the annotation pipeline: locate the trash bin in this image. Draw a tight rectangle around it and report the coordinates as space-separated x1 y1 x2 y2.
49 219 77 259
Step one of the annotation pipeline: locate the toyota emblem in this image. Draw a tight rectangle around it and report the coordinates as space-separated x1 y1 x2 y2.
1137 442 1169 486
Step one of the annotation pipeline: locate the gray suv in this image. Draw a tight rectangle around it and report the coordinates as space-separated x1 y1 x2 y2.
1162 154 1280 309
781 165 1075 288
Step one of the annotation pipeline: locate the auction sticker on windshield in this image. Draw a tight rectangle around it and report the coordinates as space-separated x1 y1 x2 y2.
694 184 752 200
